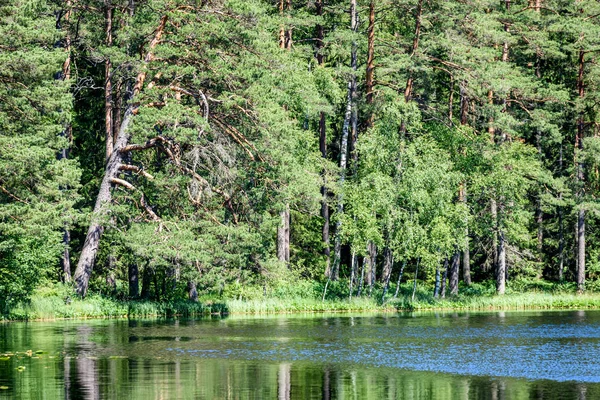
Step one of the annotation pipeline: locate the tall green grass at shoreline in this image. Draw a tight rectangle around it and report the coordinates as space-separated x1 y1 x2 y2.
5 280 600 321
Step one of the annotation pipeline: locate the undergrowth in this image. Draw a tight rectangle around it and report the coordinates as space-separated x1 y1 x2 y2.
3 279 600 321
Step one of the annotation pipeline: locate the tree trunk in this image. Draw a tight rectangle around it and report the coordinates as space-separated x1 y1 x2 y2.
393 260 406 298
62 230 71 283
558 143 565 281
440 258 448 299
128 263 139 298
459 82 469 125
367 241 376 296
459 182 471 285
73 15 167 297
365 0 375 126
448 76 454 120
57 3 72 283
279 0 285 49
382 245 392 284
357 256 365 296
332 0 358 279
381 247 393 301
449 250 459 296
490 198 498 273
577 209 585 292
433 262 441 298
285 0 292 50
277 205 290 263
411 258 420 302
497 229 506 294
104 0 114 162
576 45 586 293
315 1 331 278
349 249 356 299
536 128 544 263
188 281 198 302
141 264 153 299
403 0 423 102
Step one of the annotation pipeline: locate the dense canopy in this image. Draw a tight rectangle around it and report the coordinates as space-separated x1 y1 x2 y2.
1 0 600 309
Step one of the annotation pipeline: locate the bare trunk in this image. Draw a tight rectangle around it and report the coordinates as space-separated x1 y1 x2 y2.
576 46 586 293
558 203 564 281
403 0 423 102
321 181 331 276
188 281 198 302
536 130 543 262
62 230 71 283
315 2 331 277
285 0 292 50
440 258 448 299
577 209 585 292
433 261 441 298
57 3 72 283
128 263 139 298
393 260 406 298
382 245 392 284
497 229 506 294
279 0 285 49
449 250 459 296
365 0 375 127
367 241 376 296
141 264 153 299
73 15 168 297
381 246 393 300
488 90 495 141
558 143 565 281
357 256 365 296
332 0 358 279
459 183 471 285
459 82 469 126
277 205 290 263
349 249 356 299
490 198 498 272
448 76 454 121
411 258 420 302
104 0 114 162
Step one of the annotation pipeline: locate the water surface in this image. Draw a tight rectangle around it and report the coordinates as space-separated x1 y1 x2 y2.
1 310 599 399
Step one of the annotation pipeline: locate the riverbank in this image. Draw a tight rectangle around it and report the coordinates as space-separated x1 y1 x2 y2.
4 283 600 321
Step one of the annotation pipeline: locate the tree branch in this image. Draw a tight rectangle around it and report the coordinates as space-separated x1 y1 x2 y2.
119 164 154 179
110 177 136 191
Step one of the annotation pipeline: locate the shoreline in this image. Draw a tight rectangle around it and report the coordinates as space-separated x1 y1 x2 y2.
4 291 600 322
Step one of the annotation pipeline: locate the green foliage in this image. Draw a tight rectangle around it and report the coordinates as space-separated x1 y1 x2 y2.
0 0 81 312
3 0 600 315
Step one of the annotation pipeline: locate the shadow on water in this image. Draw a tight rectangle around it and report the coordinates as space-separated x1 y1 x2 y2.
0 311 599 399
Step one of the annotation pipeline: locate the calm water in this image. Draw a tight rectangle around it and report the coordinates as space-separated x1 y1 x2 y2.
1 310 600 399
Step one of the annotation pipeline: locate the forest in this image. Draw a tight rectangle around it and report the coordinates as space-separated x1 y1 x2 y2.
2 0 600 314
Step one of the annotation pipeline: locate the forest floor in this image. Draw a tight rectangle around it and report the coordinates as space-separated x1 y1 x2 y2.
4 280 600 321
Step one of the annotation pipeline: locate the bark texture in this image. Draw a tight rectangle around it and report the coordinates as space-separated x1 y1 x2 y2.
449 251 459 296
332 0 358 279
128 263 139 298
73 15 167 297
497 229 506 294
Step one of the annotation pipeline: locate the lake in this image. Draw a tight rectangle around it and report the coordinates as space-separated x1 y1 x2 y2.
1 310 599 399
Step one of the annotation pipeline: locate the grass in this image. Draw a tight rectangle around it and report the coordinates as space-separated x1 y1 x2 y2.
4 280 600 321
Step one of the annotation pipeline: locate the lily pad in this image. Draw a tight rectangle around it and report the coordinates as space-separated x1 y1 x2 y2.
0 357 10 361
0 386 8 390
16 366 25 372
